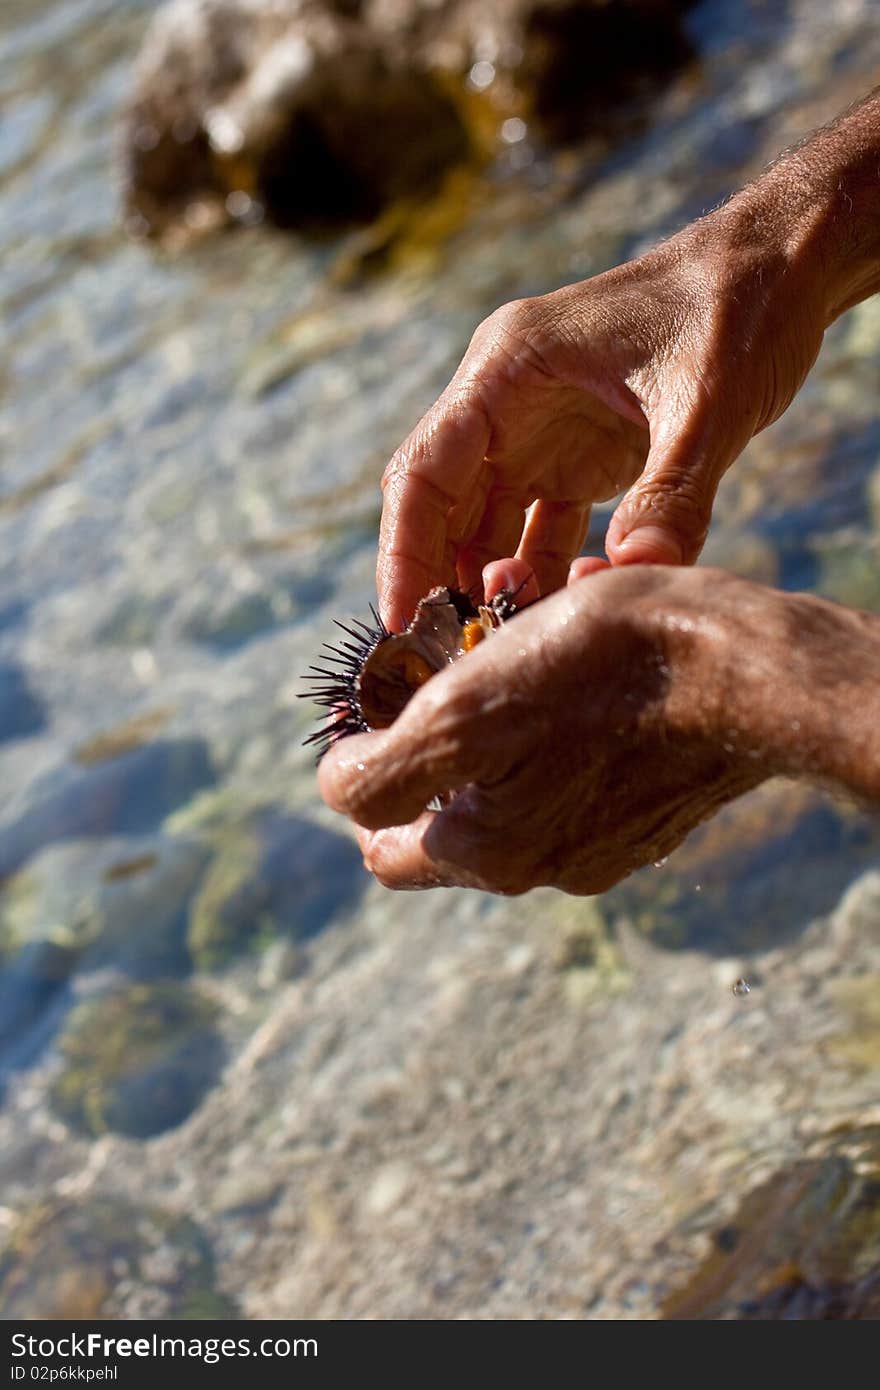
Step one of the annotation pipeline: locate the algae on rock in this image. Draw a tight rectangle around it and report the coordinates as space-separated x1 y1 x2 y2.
0 1197 238 1320
663 1126 880 1319
186 808 366 971
50 983 225 1139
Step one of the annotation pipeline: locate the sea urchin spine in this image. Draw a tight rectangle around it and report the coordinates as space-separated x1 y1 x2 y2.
300 585 526 760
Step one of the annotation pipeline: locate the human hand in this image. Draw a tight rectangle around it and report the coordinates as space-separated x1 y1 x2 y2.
320 562 880 894
378 88 880 630
378 192 830 629
318 564 794 894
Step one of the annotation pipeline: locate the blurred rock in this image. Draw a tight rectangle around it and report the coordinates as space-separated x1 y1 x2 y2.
551 898 631 1006
602 780 878 954
178 569 334 650
0 661 46 745
663 1126 880 1319
87 838 210 978
0 940 79 1077
871 459 880 531
0 1198 237 1320
0 738 216 881
50 983 225 1139
73 708 174 766
814 530 880 613
123 0 694 239
188 807 366 969
0 837 209 983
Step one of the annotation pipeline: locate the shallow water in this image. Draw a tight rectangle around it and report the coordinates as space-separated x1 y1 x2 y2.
1 0 879 1319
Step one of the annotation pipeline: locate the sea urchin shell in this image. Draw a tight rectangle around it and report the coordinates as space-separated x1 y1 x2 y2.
301 585 524 760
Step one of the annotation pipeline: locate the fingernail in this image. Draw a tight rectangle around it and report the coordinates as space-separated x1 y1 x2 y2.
482 558 527 600
567 556 610 583
615 527 683 564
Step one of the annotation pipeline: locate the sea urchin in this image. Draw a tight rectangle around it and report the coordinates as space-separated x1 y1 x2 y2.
301 585 526 760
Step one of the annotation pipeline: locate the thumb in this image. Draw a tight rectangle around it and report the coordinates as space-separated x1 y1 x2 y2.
317 680 493 830
605 412 736 566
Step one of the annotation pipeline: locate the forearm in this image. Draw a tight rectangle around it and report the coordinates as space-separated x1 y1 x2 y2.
780 598 880 804
722 589 880 806
726 87 880 326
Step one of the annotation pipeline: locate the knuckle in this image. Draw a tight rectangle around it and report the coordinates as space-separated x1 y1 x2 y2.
634 473 713 552
477 296 543 354
362 835 406 886
461 295 566 396
381 447 410 494
489 297 531 332
366 852 397 888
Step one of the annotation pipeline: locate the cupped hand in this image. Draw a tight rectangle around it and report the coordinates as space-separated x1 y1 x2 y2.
378 195 827 630
319 564 785 895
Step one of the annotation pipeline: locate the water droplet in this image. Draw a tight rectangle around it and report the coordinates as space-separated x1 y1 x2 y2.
468 60 496 91
205 107 244 154
695 883 702 893
501 116 527 144
133 123 160 152
653 856 668 868
225 189 253 219
183 199 216 231
225 190 265 226
732 977 750 997
356 762 365 772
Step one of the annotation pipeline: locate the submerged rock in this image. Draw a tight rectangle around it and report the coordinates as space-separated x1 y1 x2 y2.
663 1126 880 1319
50 983 224 1139
0 1197 237 1320
814 531 880 613
0 738 216 881
187 808 366 969
123 0 694 239
124 0 469 239
0 834 213 1081
0 940 79 1077
602 781 877 954
0 661 46 745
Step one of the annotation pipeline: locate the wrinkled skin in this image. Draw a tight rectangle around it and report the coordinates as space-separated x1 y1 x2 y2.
320 565 786 893
319 562 880 893
322 91 880 894
378 205 827 629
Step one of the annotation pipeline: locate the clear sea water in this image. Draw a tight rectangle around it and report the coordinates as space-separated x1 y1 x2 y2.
1 0 879 1319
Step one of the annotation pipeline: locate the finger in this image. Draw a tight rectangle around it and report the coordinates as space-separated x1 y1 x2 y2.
422 794 535 894
355 818 475 890
317 681 493 830
358 799 532 894
378 393 491 629
516 498 591 595
454 485 528 596
605 409 740 566
482 557 540 605
567 556 609 583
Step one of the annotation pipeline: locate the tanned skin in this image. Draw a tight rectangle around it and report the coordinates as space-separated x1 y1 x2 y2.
319 90 880 895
